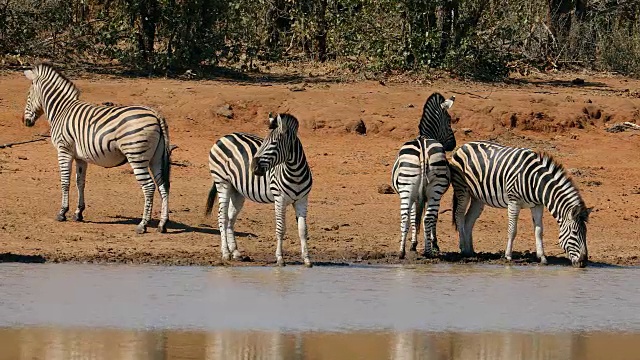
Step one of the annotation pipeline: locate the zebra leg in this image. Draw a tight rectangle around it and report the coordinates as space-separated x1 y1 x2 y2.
226 191 245 260
56 152 73 222
531 204 547 265
411 201 424 252
72 159 87 222
294 197 312 268
398 196 413 260
505 202 521 261
129 159 155 234
462 198 484 256
274 198 287 266
423 197 443 257
150 148 169 233
453 190 471 255
217 183 232 261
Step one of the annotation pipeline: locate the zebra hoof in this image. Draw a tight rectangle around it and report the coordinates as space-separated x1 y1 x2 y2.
276 258 286 267
232 250 242 260
157 223 167 233
422 251 435 258
540 256 548 265
398 252 406 260
222 253 231 261
72 213 83 222
304 260 313 268
56 214 67 222
135 224 147 234
410 243 418 252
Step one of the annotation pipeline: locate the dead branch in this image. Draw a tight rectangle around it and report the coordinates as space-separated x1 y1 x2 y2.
451 91 492 100
0 136 48 149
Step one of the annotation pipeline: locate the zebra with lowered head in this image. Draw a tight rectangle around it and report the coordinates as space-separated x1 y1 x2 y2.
205 113 313 267
21 64 171 234
391 92 456 258
449 141 591 267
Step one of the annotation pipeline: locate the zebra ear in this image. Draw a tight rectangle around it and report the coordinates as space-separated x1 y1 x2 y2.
24 70 35 81
268 113 278 130
441 96 455 110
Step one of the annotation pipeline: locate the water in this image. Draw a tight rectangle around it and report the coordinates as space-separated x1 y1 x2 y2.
0 263 639 359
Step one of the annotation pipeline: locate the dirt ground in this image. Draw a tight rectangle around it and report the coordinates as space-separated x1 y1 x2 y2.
1 69 639 267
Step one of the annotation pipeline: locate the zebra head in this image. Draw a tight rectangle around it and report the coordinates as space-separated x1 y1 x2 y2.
418 92 456 151
559 205 591 268
22 69 44 127
252 113 299 177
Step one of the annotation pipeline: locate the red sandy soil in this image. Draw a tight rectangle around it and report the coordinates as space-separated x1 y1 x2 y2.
1 69 639 266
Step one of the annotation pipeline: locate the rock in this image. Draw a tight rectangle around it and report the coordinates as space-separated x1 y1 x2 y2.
289 85 306 92
407 103 415 108
346 119 367 135
462 128 473 135
216 104 234 119
102 101 115 106
572 78 585 85
377 184 395 194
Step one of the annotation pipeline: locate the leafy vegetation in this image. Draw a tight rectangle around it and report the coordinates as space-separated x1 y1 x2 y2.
1 0 639 80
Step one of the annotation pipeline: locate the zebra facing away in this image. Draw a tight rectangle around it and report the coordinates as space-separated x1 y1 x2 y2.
391 93 456 259
22 64 171 234
205 113 313 267
449 141 591 267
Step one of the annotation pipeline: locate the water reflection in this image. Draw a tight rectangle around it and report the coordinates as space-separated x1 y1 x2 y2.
1 328 638 360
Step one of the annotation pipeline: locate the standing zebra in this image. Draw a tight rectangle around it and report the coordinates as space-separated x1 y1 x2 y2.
21 64 171 234
449 141 590 267
391 93 456 258
205 113 313 267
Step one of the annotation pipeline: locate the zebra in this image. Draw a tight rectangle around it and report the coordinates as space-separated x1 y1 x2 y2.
205 113 313 267
21 64 171 234
449 141 591 267
391 92 456 258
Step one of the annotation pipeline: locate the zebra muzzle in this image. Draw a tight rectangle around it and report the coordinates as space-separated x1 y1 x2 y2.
251 159 266 177
23 114 34 127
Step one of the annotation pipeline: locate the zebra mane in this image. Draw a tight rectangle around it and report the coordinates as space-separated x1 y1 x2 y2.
32 63 80 98
418 92 450 137
536 150 589 220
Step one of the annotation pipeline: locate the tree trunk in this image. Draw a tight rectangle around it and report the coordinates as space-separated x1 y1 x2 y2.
316 0 328 62
548 0 574 50
439 0 458 59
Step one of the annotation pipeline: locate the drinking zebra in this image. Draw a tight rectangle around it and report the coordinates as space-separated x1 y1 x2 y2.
391 93 456 258
449 141 590 267
21 64 171 234
205 113 313 267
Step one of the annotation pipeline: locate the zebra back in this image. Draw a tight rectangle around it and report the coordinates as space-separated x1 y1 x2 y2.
418 92 456 151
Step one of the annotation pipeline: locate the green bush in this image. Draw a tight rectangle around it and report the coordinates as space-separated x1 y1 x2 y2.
1 0 639 80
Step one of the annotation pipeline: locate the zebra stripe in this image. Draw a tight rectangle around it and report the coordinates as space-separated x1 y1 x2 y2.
449 141 590 267
206 113 313 266
391 92 455 258
21 64 171 234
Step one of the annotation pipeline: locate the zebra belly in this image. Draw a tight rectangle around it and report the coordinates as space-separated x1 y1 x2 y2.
76 147 128 168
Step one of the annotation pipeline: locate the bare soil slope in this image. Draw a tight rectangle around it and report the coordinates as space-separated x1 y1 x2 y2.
1 71 639 266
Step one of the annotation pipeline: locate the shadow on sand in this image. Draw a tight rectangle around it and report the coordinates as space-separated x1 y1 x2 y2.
86 216 257 237
0 253 46 263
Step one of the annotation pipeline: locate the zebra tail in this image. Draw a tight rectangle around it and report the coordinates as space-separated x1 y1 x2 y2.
205 183 218 217
452 187 459 228
157 112 171 191
449 162 460 229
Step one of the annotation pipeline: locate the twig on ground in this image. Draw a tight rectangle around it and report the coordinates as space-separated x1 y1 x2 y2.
0 136 48 149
